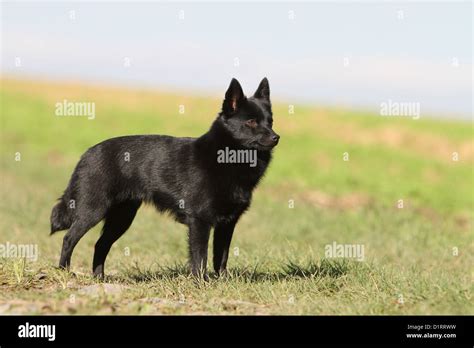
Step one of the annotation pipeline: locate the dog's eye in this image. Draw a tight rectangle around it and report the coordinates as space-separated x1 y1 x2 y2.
245 119 258 128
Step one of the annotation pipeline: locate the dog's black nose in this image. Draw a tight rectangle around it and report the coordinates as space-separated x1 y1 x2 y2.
272 134 280 143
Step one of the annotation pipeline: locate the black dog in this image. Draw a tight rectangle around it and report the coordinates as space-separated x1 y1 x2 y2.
50 78 279 280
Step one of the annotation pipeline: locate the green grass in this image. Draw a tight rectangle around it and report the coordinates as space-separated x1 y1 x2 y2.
0 77 472 315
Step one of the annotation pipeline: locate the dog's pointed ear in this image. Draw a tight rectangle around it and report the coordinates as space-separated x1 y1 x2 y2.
223 78 245 115
254 77 270 101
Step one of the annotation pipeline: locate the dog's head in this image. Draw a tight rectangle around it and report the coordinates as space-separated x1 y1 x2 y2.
218 78 279 151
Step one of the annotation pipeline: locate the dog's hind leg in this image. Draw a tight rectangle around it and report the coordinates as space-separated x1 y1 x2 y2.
92 200 141 279
59 213 105 270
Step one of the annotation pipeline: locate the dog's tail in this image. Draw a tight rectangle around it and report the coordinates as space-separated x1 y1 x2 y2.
50 187 74 235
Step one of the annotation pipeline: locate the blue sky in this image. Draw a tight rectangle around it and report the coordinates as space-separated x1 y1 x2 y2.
1 1 472 118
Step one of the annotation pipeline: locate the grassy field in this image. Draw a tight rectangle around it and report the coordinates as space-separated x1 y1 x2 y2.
0 77 472 315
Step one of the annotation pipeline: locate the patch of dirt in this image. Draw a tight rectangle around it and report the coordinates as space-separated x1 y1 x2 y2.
46 150 66 166
0 300 53 314
0 303 12 314
78 283 128 297
303 190 373 210
415 206 441 222
322 122 473 164
284 108 473 164
453 213 472 230
262 184 374 211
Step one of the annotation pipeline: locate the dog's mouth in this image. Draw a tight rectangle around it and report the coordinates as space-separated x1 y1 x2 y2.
259 143 276 150
251 140 278 151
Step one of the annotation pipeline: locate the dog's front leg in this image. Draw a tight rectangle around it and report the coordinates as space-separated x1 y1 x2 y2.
188 218 211 281
213 220 236 276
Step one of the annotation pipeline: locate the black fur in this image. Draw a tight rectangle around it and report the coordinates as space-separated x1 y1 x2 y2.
50 78 279 280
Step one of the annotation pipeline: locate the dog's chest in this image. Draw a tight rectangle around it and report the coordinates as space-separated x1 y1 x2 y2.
211 184 252 222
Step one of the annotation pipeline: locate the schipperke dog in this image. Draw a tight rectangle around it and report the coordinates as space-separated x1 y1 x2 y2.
50 78 279 280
